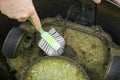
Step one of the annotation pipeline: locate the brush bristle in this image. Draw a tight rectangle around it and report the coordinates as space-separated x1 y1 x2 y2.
38 28 65 56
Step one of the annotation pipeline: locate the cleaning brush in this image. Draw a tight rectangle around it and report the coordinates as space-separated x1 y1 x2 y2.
28 17 65 56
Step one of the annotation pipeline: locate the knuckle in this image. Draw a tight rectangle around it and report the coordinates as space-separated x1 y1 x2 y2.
16 14 28 19
16 15 28 22
17 17 27 22
30 8 35 14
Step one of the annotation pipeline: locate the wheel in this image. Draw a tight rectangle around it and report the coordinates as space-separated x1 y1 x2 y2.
106 56 120 80
2 27 25 58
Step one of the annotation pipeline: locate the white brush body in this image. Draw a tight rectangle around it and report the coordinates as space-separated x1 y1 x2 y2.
38 28 65 56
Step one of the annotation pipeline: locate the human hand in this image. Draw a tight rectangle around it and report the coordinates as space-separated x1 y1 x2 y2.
93 0 120 5
93 0 101 3
0 0 42 31
0 0 101 31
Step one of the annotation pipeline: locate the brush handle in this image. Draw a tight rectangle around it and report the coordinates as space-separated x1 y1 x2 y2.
39 29 44 34
27 17 34 26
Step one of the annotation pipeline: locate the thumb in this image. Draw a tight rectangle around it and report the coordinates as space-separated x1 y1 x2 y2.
30 10 42 31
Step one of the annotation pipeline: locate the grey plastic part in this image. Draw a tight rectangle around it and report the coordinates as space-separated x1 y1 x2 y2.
106 56 120 80
2 27 25 58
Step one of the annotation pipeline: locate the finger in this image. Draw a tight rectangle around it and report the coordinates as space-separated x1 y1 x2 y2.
93 0 101 3
113 0 120 5
30 10 42 31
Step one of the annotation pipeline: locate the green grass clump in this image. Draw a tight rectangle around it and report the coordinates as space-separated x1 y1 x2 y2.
22 56 88 80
